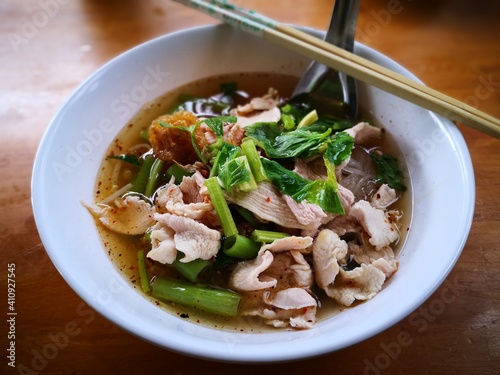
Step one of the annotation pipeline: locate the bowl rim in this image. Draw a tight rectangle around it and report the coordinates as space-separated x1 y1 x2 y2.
31 23 475 363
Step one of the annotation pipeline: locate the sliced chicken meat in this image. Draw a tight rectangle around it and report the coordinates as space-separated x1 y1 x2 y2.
156 177 219 226
230 236 316 328
370 183 398 209
235 107 281 128
344 122 382 145
147 213 221 264
350 200 399 250
234 87 280 115
229 181 321 230
349 234 399 278
263 288 317 329
312 229 349 292
329 263 386 306
89 195 155 235
283 195 327 227
312 229 387 306
229 250 277 291
230 236 313 291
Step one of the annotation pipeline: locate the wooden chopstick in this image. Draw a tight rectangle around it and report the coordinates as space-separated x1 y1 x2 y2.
172 0 500 138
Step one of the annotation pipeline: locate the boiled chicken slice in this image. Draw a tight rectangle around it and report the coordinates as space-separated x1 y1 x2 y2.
329 264 386 306
230 236 313 292
350 200 399 250
350 235 399 278
260 235 313 254
343 122 382 145
283 195 327 227
156 177 218 225
90 195 155 235
263 288 317 329
147 213 221 264
148 222 176 264
229 181 320 230
312 229 387 306
370 183 398 209
312 229 349 292
235 107 282 128
229 251 277 292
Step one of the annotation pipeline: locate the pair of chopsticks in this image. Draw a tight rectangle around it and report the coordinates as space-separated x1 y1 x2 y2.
172 0 500 138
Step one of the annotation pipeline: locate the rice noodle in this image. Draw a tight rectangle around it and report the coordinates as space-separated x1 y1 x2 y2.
127 143 151 154
340 147 378 201
99 183 133 205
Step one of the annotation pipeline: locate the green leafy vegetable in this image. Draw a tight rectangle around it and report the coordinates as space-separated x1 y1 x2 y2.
211 142 257 193
218 155 256 193
261 157 344 214
202 116 236 137
245 122 332 159
370 152 407 191
166 163 192 184
210 142 241 177
324 131 355 165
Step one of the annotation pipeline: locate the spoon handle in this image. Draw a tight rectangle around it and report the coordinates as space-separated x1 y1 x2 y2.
292 0 360 119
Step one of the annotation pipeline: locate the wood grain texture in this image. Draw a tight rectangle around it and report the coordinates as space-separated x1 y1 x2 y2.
1 0 499 374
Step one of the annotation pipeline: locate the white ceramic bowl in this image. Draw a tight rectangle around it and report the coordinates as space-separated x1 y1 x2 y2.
32 24 474 363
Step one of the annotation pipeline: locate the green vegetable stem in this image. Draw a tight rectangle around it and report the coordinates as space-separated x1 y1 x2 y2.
137 250 151 294
222 234 260 259
241 138 267 182
205 177 238 238
131 155 155 195
251 229 290 243
151 276 241 317
144 158 165 197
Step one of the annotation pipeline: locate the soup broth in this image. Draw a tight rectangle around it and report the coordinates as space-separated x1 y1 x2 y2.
92 72 411 332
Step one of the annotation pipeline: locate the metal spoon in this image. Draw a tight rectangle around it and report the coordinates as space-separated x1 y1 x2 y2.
291 0 360 120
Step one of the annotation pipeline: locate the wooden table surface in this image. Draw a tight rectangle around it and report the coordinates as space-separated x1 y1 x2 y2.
1 0 499 374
